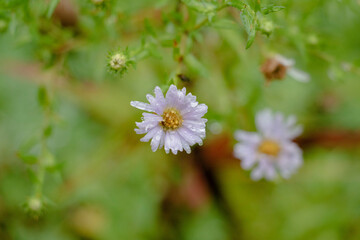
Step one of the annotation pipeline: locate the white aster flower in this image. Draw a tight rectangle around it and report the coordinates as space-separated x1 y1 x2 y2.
130 85 208 154
234 109 303 181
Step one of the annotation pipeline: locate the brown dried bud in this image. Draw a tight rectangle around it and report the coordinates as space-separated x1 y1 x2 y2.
52 0 78 27
260 58 288 83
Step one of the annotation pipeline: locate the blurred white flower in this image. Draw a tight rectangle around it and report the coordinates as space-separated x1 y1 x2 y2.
131 85 208 154
261 54 310 83
234 109 303 181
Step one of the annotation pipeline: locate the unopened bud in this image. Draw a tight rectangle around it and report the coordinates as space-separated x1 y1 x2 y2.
107 51 130 75
259 19 275 37
28 196 42 212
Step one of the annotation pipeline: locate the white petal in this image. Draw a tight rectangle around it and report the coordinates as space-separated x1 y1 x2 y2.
175 131 191 154
147 87 166 114
141 113 162 121
234 130 261 144
255 109 274 137
164 132 171 154
150 129 164 152
251 165 265 181
286 125 303 139
182 122 206 139
275 54 295 67
277 142 303 176
182 103 208 119
130 101 154 112
140 126 162 142
177 127 203 146
165 85 182 107
233 143 257 170
287 67 310 82
264 163 277 180
154 86 165 101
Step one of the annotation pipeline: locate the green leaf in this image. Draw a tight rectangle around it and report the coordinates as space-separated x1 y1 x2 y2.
43 125 53 138
226 0 246 11
261 5 285 15
226 1 257 48
46 0 59 19
254 0 261 12
37 86 50 109
240 4 257 49
182 0 217 15
18 153 38 165
27 169 39 183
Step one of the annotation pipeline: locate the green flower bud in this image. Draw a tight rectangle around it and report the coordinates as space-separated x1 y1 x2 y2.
28 196 42 212
107 49 134 76
24 195 45 218
109 53 127 70
259 19 275 37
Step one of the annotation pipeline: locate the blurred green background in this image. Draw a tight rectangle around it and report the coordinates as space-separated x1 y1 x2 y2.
0 0 360 239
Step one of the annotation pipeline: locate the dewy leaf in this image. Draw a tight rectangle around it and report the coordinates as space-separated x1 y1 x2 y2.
227 1 257 48
226 0 246 11
240 4 257 49
261 5 285 15
182 0 217 15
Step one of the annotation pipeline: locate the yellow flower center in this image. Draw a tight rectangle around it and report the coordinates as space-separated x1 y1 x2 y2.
258 139 281 157
160 108 183 130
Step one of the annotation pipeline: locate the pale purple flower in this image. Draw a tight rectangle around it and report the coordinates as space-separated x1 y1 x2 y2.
234 109 303 181
130 85 208 154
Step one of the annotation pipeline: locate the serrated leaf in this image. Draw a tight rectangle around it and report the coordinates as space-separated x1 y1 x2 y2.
240 4 257 49
182 0 217 15
226 0 246 11
261 5 285 15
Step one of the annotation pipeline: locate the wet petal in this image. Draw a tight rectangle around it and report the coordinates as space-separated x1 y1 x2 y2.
288 67 310 82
